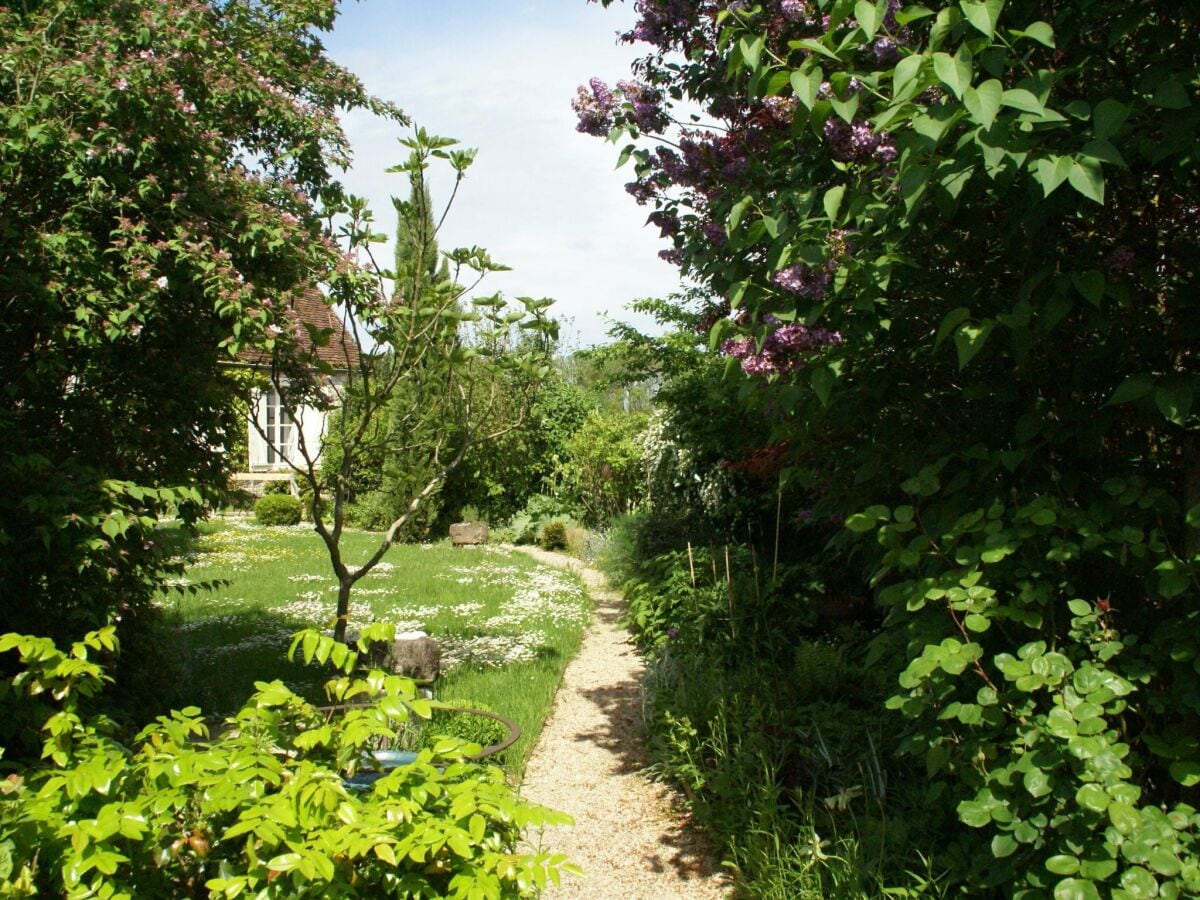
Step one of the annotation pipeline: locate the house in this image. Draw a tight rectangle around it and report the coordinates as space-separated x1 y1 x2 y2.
232 287 362 493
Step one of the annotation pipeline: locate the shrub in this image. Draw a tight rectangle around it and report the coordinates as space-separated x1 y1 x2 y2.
0 626 577 897
262 479 292 496
539 521 568 552
253 493 300 526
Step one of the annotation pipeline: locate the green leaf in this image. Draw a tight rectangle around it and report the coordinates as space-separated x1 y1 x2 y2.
964 613 991 633
1018 21 1056 47
963 79 1003 128
1053 878 1101 900
1169 760 1200 787
855 0 884 37
1082 139 1126 167
960 0 1003 38
1092 99 1129 140
1154 385 1193 426
1047 855 1081 876
932 45 973 99
1152 79 1191 110
991 833 1019 858
823 185 846 221
791 67 824 110
1033 156 1073 197
893 53 925 99
1071 270 1105 306
1023 767 1052 797
846 513 877 533
955 320 995 369
1076 783 1109 813
811 366 836 407
936 307 970 347
728 195 752 231
1120 867 1160 899
739 36 765 70
1108 802 1140 835
1106 374 1154 406
1067 158 1105 205
1001 88 1044 114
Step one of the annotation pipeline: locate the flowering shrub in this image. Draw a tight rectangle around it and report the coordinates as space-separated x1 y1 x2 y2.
0 626 576 897
585 0 1200 894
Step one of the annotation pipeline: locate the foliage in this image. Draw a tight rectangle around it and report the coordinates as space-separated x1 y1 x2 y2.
588 0 1200 895
253 493 301 527
0 626 578 898
538 522 569 552
561 410 648 527
424 701 511 756
610 544 946 897
492 494 583 546
439 377 593 527
262 480 292 497
0 0 394 644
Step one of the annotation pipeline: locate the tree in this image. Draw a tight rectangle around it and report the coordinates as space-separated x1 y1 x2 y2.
586 0 1200 895
0 0 398 643
254 129 557 642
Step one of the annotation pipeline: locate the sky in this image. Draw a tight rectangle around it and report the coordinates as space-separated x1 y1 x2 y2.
323 1 680 349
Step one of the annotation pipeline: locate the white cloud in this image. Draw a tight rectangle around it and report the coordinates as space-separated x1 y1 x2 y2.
325 2 681 348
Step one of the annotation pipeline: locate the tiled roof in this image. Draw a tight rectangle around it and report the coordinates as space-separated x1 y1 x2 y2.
237 286 362 371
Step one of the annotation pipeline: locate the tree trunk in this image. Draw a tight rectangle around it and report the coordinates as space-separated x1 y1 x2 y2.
334 578 353 643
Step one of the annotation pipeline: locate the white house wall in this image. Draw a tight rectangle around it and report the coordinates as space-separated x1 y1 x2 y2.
247 374 347 472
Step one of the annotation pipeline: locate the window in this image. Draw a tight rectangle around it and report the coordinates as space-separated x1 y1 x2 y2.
263 387 295 466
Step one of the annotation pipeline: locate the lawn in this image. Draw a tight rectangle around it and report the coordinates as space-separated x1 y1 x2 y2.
154 519 591 777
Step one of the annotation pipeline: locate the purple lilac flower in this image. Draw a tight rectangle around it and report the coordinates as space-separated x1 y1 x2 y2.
647 210 680 238
772 263 832 299
1108 245 1135 273
659 248 683 265
625 180 657 205
823 118 896 163
572 78 616 136
762 96 798 125
627 0 700 49
703 222 728 246
618 79 671 134
721 324 842 376
780 0 808 21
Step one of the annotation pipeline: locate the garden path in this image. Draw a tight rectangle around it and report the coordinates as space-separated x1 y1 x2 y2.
514 547 730 899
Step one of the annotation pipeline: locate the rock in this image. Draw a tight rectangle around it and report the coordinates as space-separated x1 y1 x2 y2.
371 636 440 682
449 522 488 546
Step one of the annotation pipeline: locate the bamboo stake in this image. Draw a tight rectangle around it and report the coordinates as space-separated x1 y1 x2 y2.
725 544 736 639
773 476 783 590
687 541 697 590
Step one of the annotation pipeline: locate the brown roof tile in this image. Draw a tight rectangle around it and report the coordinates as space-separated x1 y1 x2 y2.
237 286 362 371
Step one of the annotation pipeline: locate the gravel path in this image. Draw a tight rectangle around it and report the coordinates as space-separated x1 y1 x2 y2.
514 547 730 899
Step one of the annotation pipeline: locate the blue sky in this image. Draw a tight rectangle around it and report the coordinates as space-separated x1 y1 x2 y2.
323 1 679 348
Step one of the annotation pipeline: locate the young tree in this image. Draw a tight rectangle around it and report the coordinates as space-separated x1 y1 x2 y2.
254 130 556 642
585 0 1200 894
0 0 400 642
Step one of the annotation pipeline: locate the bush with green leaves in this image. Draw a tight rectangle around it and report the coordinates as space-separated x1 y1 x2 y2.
0 625 577 897
0 0 395 644
538 521 569 552
588 0 1200 894
253 493 301 527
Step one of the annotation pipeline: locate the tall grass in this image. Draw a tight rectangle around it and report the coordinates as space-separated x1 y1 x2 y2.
153 519 591 778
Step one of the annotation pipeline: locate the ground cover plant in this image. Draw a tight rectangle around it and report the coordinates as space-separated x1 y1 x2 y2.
584 0 1200 896
156 521 591 777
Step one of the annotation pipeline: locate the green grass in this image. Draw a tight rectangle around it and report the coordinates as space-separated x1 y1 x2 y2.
155 519 591 778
